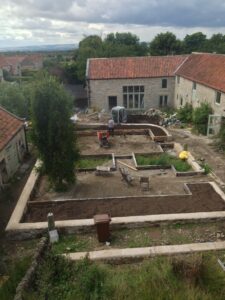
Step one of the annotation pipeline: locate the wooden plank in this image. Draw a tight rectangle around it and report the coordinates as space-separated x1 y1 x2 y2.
117 160 137 171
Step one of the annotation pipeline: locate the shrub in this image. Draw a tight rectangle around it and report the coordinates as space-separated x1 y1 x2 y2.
177 103 193 123
192 103 213 135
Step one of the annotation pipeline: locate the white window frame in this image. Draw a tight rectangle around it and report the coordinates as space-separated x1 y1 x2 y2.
215 91 221 105
159 95 168 107
123 85 145 109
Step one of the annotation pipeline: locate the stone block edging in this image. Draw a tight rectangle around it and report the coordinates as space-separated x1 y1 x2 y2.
64 241 225 262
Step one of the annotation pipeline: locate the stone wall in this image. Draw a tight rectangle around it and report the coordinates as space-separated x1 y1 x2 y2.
14 237 48 300
174 76 225 116
88 77 175 112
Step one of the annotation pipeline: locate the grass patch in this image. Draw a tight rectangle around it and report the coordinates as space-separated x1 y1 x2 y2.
24 251 225 300
52 235 92 255
51 222 222 255
136 153 191 172
76 157 110 169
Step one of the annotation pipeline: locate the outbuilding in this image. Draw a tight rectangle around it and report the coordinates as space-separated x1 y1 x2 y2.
0 106 27 189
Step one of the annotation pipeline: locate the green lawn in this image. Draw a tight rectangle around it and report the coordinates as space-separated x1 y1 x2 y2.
136 153 191 172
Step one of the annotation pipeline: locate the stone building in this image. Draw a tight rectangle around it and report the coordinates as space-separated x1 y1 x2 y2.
86 56 188 112
0 106 27 189
86 53 225 120
175 53 225 117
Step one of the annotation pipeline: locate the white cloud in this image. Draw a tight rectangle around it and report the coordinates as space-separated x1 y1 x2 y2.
1 0 225 47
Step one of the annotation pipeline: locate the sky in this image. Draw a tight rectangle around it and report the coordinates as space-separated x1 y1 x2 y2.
1 0 225 48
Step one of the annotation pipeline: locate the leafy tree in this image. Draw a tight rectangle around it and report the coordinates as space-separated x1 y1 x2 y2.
104 32 148 57
0 82 32 119
149 32 182 55
75 35 104 81
192 102 213 135
31 73 79 190
207 34 225 54
183 32 207 53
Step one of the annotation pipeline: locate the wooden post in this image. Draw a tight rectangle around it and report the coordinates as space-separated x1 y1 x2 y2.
47 212 55 231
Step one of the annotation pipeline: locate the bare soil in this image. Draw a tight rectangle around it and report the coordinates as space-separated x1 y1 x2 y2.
78 135 161 155
32 157 206 201
25 183 225 222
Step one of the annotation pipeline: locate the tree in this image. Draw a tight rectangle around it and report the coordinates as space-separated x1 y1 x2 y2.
207 34 225 54
31 73 79 190
149 32 182 56
183 32 207 53
75 35 104 81
104 32 148 57
0 82 32 119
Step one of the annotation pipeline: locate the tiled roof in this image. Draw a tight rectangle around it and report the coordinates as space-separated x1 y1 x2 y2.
0 106 24 151
21 54 43 64
87 55 189 80
176 53 225 93
0 54 42 68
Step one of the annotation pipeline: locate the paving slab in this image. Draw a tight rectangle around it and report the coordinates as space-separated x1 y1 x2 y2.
64 241 225 261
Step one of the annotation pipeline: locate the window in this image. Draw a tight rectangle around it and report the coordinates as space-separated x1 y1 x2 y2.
180 96 183 106
177 76 180 84
162 79 167 89
159 95 168 107
192 82 197 90
122 85 144 109
215 91 221 104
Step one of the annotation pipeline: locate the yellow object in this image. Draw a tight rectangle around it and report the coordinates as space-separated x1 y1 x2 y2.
179 151 189 160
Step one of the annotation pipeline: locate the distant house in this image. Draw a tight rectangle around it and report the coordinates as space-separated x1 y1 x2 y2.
175 53 225 117
0 56 25 76
0 106 27 189
0 54 43 78
86 55 188 112
20 54 43 71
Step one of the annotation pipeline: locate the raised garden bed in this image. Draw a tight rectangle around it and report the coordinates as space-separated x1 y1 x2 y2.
24 183 225 222
134 153 191 172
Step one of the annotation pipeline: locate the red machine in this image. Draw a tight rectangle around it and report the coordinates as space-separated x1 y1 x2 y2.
97 131 110 147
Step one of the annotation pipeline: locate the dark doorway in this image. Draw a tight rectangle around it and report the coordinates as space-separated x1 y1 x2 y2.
108 96 117 110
